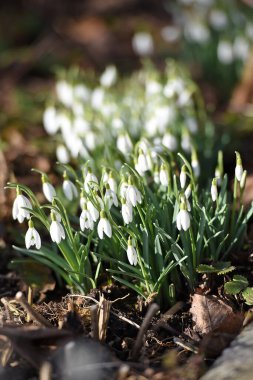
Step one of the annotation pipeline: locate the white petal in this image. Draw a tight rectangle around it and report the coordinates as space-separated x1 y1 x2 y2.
43 183 56 202
104 219 112 238
127 246 138 266
25 228 34 249
181 210 190 231
97 219 104 239
176 212 182 231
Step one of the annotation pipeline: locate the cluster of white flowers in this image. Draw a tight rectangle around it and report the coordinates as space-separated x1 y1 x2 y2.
43 62 203 167
159 0 253 66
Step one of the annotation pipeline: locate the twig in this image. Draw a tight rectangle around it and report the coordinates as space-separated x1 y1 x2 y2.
131 303 159 360
15 292 53 328
174 337 198 354
111 309 140 329
39 361 52 380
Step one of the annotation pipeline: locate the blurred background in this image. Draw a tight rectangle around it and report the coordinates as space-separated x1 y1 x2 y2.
1 0 253 222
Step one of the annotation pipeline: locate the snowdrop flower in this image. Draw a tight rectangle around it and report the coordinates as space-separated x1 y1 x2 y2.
12 187 32 223
185 184 192 199
56 80 74 107
87 199 100 222
217 40 234 64
180 165 187 189
84 169 99 193
80 204 94 231
176 201 191 232
97 211 112 239
240 170 247 190
121 198 133 224
126 177 142 207
25 220 41 249
235 151 243 182
132 32 154 56
233 36 249 62
209 9 228 30
211 178 218 202
153 165 160 184
161 25 181 43
104 184 118 209
137 149 149 172
43 106 60 135
50 212 65 244
159 164 169 187
145 80 162 96
42 175 56 202
56 145 70 164
63 172 78 201
181 130 192 152
100 65 117 88
191 150 200 178
184 20 210 44
127 237 138 266
119 177 129 199
162 133 177 151
102 169 109 185
108 172 117 194
74 84 90 102
91 88 104 110
116 132 133 156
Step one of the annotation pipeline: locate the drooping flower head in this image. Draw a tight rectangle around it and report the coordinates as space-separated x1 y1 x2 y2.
42 174 56 202
62 171 78 201
235 151 243 182
97 210 112 239
25 219 41 249
127 237 138 266
50 211 65 244
176 198 191 231
12 186 32 223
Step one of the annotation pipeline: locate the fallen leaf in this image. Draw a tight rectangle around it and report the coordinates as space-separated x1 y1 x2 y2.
190 294 243 336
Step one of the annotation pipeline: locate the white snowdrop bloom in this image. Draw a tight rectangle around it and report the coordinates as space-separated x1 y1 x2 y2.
162 133 177 151
177 89 192 107
217 40 234 64
97 211 112 239
184 20 210 44
73 117 90 134
144 117 159 137
240 170 247 190
180 165 187 189
145 80 162 96
126 178 142 207
132 32 154 56
192 159 200 178
117 133 133 156
102 169 109 185
153 166 160 184
211 178 218 202
84 170 99 193
186 117 198 133
119 180 129 199
181 132 192 153
25 220 41 249
155 106 175 133
50 213 65 244
185 184 192 199
80 207 94 231
56 145 70 164
43 106 60 135
91 88 104 110
63 173 78 201
74 84 90 102
121 200 133 224
235 152 243 182
108 173 117 193
233 36 249 61
127 238 138 266
56 80 74 107
112 118 124 130
137 149 149 173
100 65 117 88
87 198 101 222
176 206 191 232
209 9 228 30
164 78 185 98
161 25 181 43
12 189 32 223
42 175 56 202
159 164 169 187
104 185 118 209
72 100 84 117
85 131 97 151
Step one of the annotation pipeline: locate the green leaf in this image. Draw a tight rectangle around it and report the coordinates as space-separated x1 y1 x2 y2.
242 287 253 305
224 275 249 295
196 262 235 275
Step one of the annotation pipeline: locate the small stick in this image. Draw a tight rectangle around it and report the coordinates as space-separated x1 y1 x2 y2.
131 303 159 360
110 309 140 329
27 287 33 323
15 292 53 328
90 304 99 340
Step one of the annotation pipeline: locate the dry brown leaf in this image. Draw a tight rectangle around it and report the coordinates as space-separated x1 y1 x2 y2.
190 294 243 336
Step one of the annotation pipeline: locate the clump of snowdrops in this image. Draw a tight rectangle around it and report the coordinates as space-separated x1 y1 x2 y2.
6 147 253 306
43 60 215 175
